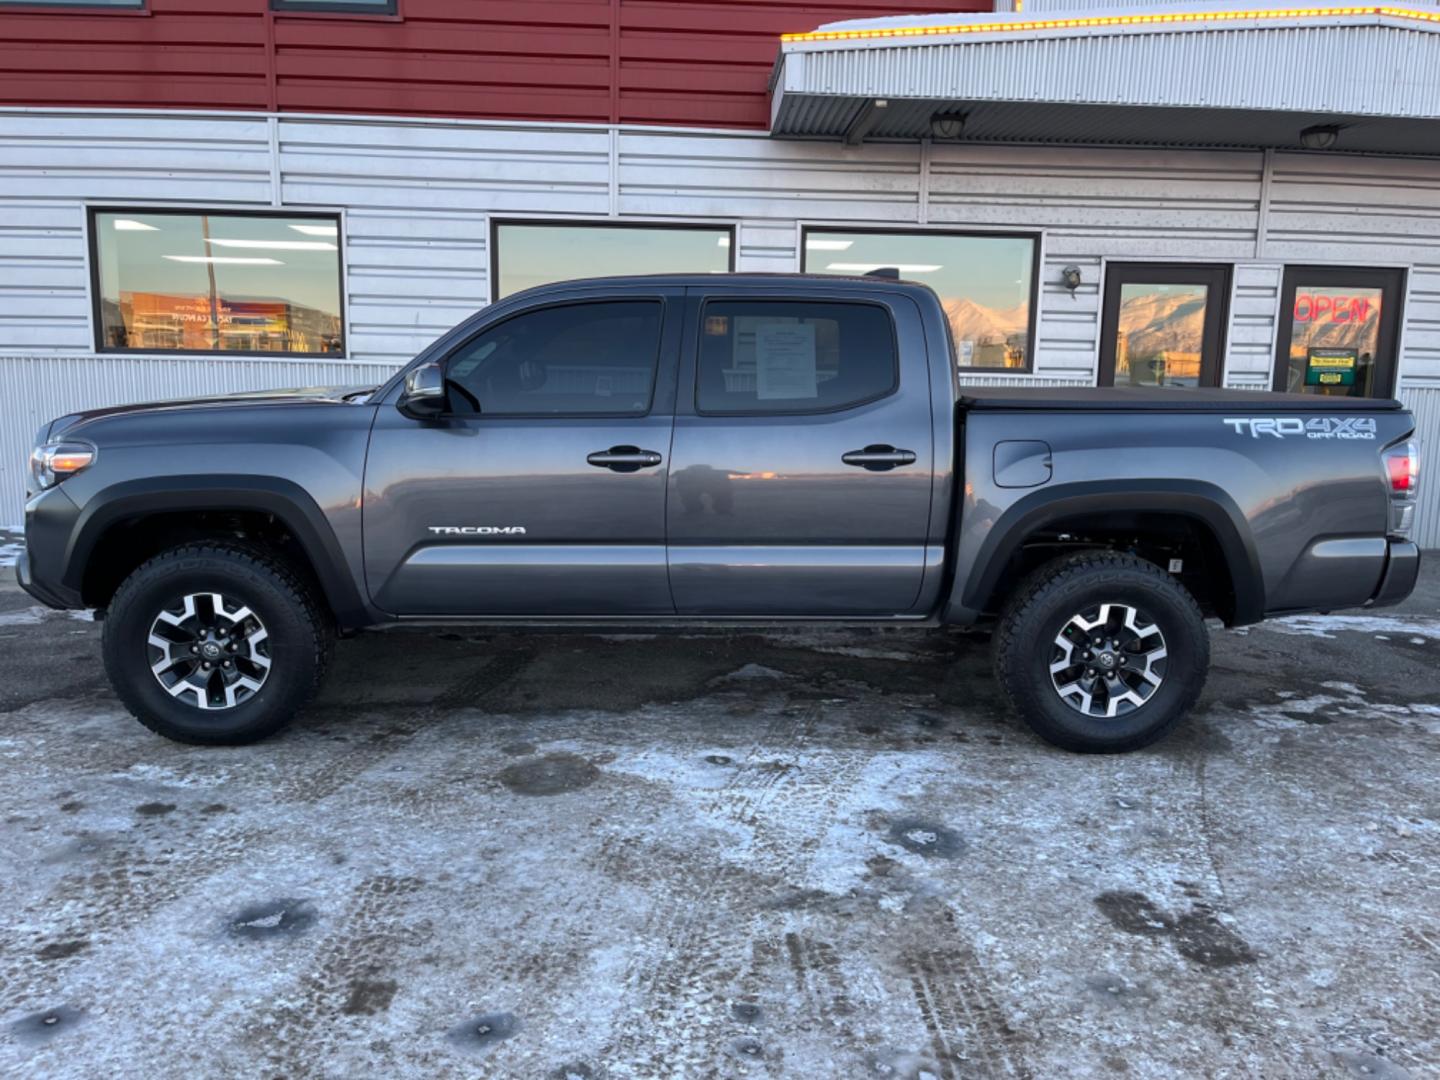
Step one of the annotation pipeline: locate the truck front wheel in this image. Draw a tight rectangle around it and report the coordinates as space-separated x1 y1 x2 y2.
101 543 334 745
993 551 1209 753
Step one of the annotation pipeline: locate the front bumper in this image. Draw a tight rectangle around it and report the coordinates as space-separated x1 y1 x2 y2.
16 549 78 608
1368 540 1421 609
16 485 85 610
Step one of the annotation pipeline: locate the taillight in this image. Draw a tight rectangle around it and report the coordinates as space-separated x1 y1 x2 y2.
1381 440 1420 539
1385 443 1418 494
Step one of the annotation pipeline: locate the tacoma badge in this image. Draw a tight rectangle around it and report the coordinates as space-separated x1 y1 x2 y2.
427 526 527 536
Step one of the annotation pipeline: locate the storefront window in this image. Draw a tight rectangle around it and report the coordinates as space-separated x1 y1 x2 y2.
1274 269 1403 398
91 210 345 355
801 229 1037 370
1099 264 1229 388
493 221 733 300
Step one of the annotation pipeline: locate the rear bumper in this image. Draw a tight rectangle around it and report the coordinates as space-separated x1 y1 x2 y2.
1367 540 1421 609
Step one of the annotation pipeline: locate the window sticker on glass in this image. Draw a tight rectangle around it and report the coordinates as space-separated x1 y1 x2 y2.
755 323 818 400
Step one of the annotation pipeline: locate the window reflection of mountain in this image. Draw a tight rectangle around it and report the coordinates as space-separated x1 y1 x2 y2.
1117 293 1206 358
943 296 1029 369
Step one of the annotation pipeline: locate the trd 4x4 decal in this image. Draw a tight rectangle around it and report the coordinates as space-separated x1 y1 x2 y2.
1223 417 1377 440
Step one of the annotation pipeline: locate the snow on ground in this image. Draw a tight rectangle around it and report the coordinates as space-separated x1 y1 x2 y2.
0 528 21 569
1265 613 1440 641
0 566 1437 1077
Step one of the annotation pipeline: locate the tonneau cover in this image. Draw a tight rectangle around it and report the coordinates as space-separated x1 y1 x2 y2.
958 386 1404 412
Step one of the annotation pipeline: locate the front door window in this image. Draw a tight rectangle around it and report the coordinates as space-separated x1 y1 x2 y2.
1274 268 1404 398
1100 264 1229 388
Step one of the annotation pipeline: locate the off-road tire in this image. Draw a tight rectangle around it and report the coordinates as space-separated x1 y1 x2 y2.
993 551 1209 753
102 543 334 745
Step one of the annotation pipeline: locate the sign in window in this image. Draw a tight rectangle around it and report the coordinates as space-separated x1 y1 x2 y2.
1274 268 1404 399
696 300 896 414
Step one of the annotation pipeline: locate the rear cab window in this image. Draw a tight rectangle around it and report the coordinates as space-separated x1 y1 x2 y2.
695 300 898 415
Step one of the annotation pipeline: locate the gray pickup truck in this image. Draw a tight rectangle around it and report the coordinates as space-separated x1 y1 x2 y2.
18 273 1422 752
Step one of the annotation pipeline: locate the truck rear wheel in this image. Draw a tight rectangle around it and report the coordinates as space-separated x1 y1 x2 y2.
101 543 334 745
993 551 1209 753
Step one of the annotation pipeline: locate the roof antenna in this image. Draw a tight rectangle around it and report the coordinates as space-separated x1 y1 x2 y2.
864 267 901 280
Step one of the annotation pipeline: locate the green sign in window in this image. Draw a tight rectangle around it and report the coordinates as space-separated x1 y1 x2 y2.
1305 347 1357 387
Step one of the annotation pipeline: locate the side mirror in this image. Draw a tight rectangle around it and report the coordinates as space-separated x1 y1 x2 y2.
398 362 445 419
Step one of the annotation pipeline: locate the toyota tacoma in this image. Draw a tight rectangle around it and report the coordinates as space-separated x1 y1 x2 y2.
17 273 1423 751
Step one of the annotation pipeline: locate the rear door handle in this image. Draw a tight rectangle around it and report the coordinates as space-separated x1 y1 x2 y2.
587 445 664 472
842 445 917 471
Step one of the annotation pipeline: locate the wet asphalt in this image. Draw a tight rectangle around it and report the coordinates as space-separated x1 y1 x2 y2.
0 554 1438 1079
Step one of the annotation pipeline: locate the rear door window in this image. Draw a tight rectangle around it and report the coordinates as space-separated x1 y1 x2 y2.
695 300 897 414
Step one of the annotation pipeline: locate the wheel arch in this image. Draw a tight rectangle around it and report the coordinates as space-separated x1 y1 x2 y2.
66 476 375 630
947 480 1265 627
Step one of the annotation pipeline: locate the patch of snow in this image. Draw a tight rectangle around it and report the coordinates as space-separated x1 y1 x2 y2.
1262 614 1440 642
0 541 22 569
714 663 787 681
0 606 47 627
1239 681 1440 734
0 605 94 627
237 911 285 930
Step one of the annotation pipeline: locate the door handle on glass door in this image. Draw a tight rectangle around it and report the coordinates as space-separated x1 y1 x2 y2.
586 445 664 472
841 445 917 471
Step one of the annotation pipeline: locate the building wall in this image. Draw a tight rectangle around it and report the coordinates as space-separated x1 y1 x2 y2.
0 0 986 129
1 107 1437 545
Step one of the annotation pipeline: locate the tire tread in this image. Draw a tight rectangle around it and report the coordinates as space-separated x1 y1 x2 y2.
103 541 334 745
993 550 1208 753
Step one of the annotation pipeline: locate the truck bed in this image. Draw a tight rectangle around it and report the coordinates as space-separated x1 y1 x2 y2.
958 386 1404 411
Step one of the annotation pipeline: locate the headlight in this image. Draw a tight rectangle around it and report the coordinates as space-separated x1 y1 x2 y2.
29 440 96 491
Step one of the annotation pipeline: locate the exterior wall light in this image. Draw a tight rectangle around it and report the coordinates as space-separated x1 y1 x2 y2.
930 112 966 139
1061 264 1082 294
1299 124 1341 150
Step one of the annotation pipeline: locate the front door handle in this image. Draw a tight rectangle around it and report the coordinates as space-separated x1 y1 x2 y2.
842 445 917 471
587 445 664 472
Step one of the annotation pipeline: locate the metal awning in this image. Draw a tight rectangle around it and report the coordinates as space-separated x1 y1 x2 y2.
769 3 1440 153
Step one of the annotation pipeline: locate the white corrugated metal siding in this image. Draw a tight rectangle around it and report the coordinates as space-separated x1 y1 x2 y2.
1402 387 1440 548
1 107 1439 547
0 354 398 521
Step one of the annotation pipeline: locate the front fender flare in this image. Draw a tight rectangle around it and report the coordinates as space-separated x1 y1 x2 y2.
65 475 376 630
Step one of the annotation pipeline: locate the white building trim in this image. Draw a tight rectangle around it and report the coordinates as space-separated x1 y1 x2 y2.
771 4 1440 151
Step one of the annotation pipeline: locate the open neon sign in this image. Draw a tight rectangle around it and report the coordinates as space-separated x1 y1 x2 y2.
1294 293 1377 324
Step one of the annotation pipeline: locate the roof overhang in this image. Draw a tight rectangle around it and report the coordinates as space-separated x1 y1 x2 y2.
769 3 1440 154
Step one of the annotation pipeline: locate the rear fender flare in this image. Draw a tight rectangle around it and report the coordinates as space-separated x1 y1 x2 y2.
946 480 1265 626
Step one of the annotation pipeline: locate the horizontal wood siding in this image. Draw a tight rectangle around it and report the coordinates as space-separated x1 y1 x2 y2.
0 0 988 129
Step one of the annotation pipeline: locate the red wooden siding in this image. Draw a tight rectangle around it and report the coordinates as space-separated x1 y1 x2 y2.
0 0 988 128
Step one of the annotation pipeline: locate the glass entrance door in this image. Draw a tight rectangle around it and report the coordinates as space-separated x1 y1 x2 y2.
1099 264 1230 388
1273 267 1404 398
